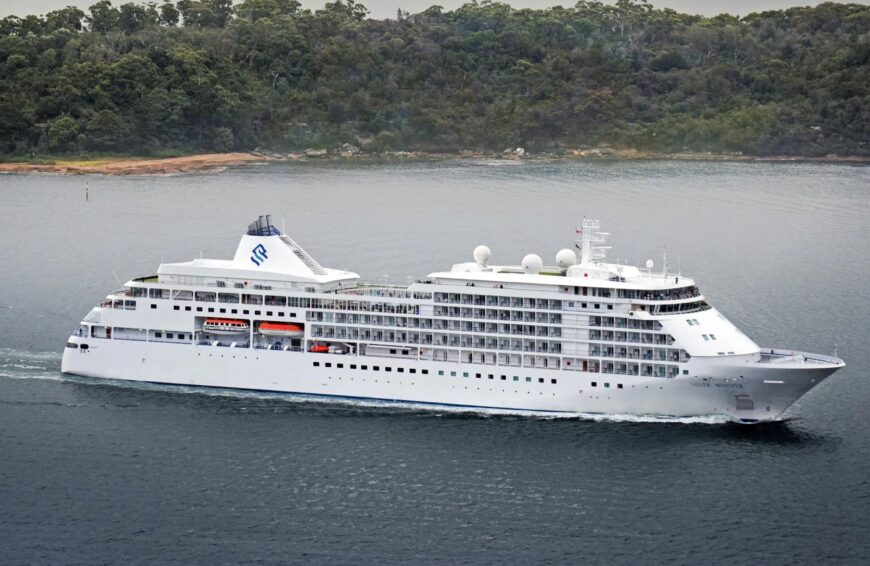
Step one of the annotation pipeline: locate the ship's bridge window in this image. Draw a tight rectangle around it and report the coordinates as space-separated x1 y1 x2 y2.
149 288 169 299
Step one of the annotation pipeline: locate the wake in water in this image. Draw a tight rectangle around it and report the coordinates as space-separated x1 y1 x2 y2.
0 348 63 381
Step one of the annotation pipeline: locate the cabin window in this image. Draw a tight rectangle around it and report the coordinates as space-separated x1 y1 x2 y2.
398 368 404 373
313 362 320 367
155 332 162 338
361 365 368 370
617 383 623 389
337 363 343 369
173 305 179 311
385 367 392 372
591 382 597 387
167 333 174 339
525 377 531 382
501 375 506 380
551 379 558 384
373 366 380 371
350 364 357 369
185 306 191 311
151 304 157 309
409 369 416 374
325 363 331 368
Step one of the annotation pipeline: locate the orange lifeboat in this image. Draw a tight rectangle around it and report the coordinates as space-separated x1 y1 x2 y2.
310 343 330 353
258 322 304 338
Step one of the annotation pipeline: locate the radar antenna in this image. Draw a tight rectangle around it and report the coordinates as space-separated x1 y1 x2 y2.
575 218 610 265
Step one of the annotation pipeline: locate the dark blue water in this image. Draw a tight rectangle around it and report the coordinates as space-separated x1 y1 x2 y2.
1 160 868 564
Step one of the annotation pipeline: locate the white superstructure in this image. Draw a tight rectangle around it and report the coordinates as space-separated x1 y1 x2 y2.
62 215 845 423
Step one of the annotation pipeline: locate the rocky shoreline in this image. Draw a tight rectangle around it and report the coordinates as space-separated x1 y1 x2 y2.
1 147 867 176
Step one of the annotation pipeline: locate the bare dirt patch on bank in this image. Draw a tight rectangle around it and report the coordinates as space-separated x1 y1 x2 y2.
0 153 272 175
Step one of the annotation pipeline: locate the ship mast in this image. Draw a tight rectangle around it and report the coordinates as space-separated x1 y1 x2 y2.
576 218 610 265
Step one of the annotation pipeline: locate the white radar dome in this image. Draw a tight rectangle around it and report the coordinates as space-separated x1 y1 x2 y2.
556 248 577 268
522 254 543 275
473 245 491 266
645 259 654 269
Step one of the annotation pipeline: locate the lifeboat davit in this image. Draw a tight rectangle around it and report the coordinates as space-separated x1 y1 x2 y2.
203 318 249 334
259 322 304 338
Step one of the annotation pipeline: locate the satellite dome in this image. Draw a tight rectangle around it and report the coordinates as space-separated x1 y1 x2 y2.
556 248 577 268
522 254 543 274
473 245 491 266
645 259 654 269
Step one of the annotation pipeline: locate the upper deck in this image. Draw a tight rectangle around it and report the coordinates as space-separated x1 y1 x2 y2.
145 216 701 304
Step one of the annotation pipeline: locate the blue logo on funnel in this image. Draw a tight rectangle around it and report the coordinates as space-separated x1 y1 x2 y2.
250 244 268 266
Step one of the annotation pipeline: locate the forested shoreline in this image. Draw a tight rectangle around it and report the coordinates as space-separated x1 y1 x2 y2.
1 0 868 159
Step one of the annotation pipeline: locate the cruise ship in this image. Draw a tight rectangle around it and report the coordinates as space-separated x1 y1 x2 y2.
61 215 844 422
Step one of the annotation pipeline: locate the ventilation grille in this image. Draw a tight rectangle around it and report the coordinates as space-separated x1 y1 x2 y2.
735 394 754 411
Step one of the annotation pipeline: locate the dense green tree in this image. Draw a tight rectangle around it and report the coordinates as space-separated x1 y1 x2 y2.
86 0 120 33
158 1 180 26
0 0 867 158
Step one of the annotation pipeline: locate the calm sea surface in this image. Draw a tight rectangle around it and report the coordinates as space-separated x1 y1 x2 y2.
1 160 868 564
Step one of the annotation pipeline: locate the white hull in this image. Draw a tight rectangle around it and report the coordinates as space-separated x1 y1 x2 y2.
61 338 839 422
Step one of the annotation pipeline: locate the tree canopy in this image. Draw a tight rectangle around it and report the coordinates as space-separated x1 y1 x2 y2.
0 0 867 156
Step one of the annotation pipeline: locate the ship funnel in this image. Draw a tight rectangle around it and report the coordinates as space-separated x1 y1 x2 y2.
246 214 280 236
